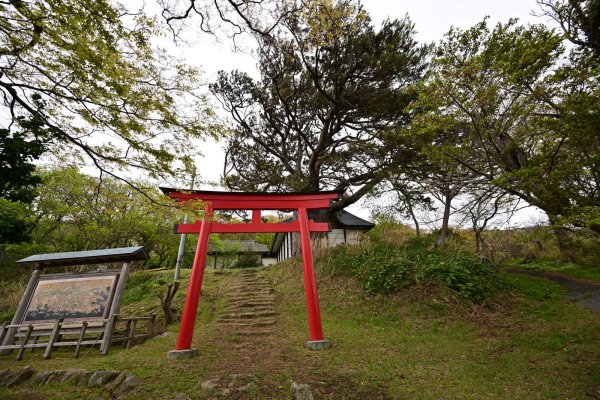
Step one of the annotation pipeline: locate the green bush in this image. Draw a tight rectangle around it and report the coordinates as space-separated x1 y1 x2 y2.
232 253 261 268
319 235 503 302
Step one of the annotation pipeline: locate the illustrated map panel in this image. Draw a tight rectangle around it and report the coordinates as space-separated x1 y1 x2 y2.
23 274 118 323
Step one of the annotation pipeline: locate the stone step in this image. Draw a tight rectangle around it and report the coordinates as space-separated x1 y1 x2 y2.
228 293 274 299
223 305 275 313
227 300 275 308
238 270 259 275
228 286 273 292
227 295 276 302
236 276 266 281
219 310 277 319
217 318 277 327
234 282 266 287
226 289 275 296
229 290 274 296
228 291 275 296
236 329 273 336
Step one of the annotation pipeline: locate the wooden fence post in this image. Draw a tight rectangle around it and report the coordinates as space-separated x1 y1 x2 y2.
43 318 64 359
101 314 118 355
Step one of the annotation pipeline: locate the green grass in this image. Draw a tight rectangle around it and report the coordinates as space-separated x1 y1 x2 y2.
0 263 598 399
504 258 600 282
267 262 600 399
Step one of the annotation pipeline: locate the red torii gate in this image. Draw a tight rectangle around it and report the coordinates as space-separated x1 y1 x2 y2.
162 189 340 359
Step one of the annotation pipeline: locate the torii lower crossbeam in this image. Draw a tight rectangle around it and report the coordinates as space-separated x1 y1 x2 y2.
163 189 339 360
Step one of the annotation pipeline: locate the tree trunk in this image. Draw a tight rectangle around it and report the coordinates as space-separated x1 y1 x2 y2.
436 190 453 247
474 227 481 254
404 196 420 236
158 281 180 325
548 214 575 262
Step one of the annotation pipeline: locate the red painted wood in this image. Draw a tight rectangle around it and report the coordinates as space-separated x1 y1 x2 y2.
175 207 213 350
167 191 339 210
175 221 330 234
170 198 335 210
251 210 261 224
298 207 324 341
168 191 339 202
168 189 333 352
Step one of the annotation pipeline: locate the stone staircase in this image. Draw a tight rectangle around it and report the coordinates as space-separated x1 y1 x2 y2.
217 270 277 337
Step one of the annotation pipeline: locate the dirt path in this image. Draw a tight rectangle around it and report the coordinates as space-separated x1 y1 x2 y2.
198 269 392 399
198 269 286 398
506 268 600 314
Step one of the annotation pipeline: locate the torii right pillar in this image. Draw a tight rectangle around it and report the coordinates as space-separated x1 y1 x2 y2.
298 207 329 350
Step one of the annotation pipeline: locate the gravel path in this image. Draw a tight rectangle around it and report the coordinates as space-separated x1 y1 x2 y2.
506 268 600 314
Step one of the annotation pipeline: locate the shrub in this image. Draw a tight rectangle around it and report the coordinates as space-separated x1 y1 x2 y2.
318 234 503 302
232 253 261 268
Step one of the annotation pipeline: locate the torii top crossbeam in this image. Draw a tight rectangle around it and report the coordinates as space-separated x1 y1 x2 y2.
161 188 340 359
160 188 340 234
160 188 340 210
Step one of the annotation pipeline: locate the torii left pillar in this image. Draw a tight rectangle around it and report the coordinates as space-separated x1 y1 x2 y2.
166 206 213 360
164 189 338 360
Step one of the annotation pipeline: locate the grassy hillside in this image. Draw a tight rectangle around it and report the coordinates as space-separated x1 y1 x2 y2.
0 248 599 399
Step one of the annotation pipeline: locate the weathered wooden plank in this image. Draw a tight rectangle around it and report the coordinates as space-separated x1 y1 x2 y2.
147 313 156 338
0 343 47 350
109 263 130 318
43 319 63 359
74 321 88 358
100 314 117 355
16 325 33 361
0 321 8 346
122 320 132 348
126 320 138 349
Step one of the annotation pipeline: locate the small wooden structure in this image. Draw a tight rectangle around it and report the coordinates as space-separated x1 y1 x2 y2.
0 246 155 360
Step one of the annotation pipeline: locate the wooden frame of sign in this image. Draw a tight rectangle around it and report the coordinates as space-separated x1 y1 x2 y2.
0 246 153 360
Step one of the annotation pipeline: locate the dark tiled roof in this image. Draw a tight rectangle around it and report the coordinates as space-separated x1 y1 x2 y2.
332 209 375 229
17 246 148 267
280 210 374 228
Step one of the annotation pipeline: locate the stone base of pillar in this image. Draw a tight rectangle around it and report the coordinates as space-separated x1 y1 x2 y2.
167 348 199 360
305 340 330 350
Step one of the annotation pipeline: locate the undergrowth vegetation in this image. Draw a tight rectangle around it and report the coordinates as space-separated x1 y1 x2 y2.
318 224 504 302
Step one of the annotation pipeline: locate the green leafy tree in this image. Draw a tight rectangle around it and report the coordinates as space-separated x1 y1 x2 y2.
32 167 187 267
537 0 600 54
366 176 432 237
0 199 33 245
0 123 45 203
0 0 211 187
211 0 427 211
412 19 600 237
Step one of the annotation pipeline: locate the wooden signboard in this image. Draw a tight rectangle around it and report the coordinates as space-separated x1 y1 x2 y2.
21 272 119 324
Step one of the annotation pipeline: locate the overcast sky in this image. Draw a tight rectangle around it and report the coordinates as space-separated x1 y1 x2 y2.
171 0 552 223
